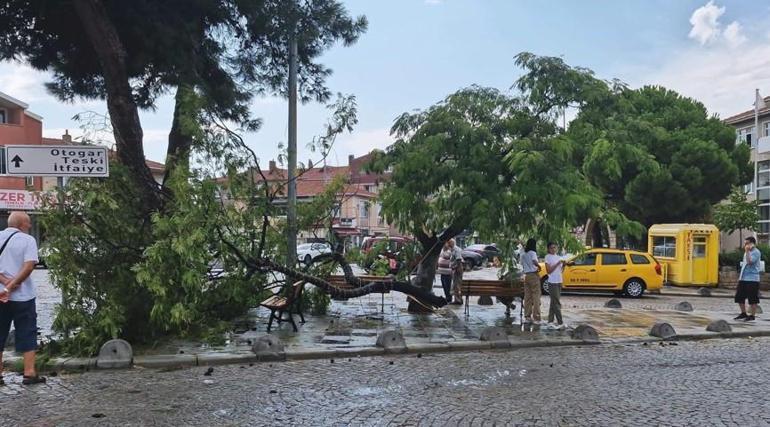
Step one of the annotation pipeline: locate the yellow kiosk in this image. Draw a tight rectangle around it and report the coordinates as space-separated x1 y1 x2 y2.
648 224 719 287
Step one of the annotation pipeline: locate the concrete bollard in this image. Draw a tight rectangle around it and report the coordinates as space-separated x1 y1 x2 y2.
375 330 406 353
571 324 599 343
96 339 133 369
252 335 285 361
477 296 493 306
674 301 694 312
604 299 622 309
650 322 677 339
706 320 732 333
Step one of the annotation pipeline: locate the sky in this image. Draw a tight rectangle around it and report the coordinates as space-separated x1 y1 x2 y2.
1 0 770 166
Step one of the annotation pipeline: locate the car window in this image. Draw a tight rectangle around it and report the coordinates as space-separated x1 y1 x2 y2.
298 244 311 250
601 253 627 265
572 253 597 266
630 254 651 264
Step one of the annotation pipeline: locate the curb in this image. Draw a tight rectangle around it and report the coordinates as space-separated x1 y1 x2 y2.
9 329 770 373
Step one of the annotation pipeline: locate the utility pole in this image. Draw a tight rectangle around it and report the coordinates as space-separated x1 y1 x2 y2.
286 22 298 266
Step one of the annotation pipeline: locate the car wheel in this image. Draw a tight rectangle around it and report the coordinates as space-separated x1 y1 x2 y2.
303 254 312 265
541 277 550 295
623 278 645 298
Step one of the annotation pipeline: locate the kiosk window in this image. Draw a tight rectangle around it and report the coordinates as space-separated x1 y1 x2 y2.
652 236 676 258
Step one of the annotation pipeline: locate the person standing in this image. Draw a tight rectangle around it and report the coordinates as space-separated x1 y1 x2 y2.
437 242 453 303
448 239 464 305
544 242 565 329
734 236 761 322
0 211 45 386
521 238 542 324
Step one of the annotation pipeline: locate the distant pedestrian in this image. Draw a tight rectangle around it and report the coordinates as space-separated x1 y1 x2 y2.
734 236 761 322
0 211 46 386
448 239 464 305
437 242 453 304
521 238 542 324
544 242 565 329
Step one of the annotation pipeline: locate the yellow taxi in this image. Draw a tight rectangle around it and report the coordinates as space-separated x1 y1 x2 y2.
538 248 663 298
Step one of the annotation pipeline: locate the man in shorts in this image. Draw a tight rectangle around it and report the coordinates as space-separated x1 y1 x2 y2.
0 211 46 386
734 236 761 322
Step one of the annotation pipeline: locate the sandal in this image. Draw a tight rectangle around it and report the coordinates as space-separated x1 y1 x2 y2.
22 375 46 385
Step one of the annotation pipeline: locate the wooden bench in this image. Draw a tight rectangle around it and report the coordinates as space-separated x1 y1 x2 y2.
260 280 305 332
459 279 525 317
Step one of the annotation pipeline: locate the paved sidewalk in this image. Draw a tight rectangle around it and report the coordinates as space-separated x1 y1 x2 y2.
8 268 768 371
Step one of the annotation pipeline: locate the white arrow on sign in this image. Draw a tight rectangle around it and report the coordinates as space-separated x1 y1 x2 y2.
4 145 110 177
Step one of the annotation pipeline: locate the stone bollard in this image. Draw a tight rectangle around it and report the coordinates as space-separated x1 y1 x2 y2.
375 330 406 354
697 287 712 297
571 325 599 343
96 339 133 369
477 296 493 306
650 322 677 339
674 301 693 312
706 320 732 333
479 326 509 348
604 299 622 309
252 335 285 361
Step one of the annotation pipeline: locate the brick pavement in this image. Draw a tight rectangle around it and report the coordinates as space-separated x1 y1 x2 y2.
2 337 770 426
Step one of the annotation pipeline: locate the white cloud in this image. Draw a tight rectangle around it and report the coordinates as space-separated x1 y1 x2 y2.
0 62 50 102
723 21 747 47
689 1 725 45
631 3 770 118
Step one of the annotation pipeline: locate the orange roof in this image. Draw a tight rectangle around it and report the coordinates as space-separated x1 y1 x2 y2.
724 96 770 125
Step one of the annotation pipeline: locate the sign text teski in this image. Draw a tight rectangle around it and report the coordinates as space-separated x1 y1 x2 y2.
4 145 110 177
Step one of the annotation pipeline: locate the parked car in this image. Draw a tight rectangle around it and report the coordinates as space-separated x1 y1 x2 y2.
297 242 332 265
464 244 500 265
538 248 663 298
461 249 484 271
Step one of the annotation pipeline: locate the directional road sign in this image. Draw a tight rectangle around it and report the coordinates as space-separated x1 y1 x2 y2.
4 145 109 177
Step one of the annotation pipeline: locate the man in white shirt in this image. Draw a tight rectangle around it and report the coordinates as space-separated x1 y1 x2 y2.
0 211 45 386
544 242 565 329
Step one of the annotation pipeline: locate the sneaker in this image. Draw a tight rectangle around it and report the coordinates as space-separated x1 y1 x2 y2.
22 375 46 385
744 315 756 322
734 313 748 320
554 323 566 330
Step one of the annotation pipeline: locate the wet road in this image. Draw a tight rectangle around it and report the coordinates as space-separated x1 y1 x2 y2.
2 337 769 426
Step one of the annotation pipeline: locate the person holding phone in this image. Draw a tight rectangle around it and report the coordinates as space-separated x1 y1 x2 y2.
734 236 761 322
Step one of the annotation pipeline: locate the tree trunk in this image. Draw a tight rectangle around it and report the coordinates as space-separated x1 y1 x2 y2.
406 226 463 312
73 0 160 208
163 85 194 185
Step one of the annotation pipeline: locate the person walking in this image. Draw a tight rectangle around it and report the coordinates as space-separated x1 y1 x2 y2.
448 239 464 305
544 242 565 329
521 238 542 324
437 242 453 304
734 236 761 322
0 211 46 386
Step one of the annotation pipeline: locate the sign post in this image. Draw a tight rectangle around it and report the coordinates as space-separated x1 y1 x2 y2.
4 145 109 177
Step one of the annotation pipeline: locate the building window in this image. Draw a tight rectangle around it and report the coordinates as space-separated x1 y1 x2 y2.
0 109 6 124
738 127 755 147
25 176 33 187
765 122 770 137
652 236 676 258
359 202 369 219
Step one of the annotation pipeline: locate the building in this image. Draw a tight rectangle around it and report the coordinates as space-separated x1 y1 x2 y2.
0 90 166 241
723 94 770 246
234 153 399 246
